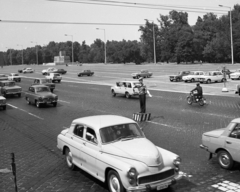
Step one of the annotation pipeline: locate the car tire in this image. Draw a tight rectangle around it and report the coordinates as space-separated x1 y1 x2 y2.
52 102 57 107
26 97 31 105
136 75 140 79
125 92 131 99
191 78 195 82
36 101 41 108
206 79 211 84
18 93 21 97
2 106 6 110
221 78 226 82
107 170 125 192
217 150 234 170
170 79 173 82
111 90 116 97
58 80 61 83
238 89 240 96
50 89 54 93
65 148 76 170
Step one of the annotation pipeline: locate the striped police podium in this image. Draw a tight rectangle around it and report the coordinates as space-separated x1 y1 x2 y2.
133 113 151 122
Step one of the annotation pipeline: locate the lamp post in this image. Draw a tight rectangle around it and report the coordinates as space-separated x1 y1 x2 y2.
30 41 38 65
65 34 74 64
145 19 156 64
219 5 234 65
96 28 107 64
5 47 12 65
17 44 24 65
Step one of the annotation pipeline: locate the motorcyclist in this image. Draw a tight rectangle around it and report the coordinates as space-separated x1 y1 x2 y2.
191 83 203 101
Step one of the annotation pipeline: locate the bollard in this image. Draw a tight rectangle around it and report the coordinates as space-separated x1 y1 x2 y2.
133 113 151 121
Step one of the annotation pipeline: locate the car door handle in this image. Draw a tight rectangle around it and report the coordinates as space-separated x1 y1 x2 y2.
226 141 232 144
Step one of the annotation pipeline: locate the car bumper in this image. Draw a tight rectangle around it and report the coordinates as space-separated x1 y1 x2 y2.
126 174 182 192
199 144 208 151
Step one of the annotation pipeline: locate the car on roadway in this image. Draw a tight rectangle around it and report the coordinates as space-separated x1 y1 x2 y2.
200 118 240 170
22 68 34 73
53 68 67 75
32 78 55 92
198 71 226 84
45 73 62 83
0 80 22 98
25 85 58 108
230 69 240 80
0 74 9 81
57 115 182 192
42 67 58 75
18 68 26 73
111 80 140 99
0 96 6 110
131 69 153 79
77 70 94 77
182 71 204 82
169 71 190 82
8 73 21 82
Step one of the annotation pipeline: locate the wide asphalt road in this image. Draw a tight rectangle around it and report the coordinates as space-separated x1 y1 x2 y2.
1 64 240 192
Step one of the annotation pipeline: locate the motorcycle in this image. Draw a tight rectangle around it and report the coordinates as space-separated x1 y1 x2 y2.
187 92 206 106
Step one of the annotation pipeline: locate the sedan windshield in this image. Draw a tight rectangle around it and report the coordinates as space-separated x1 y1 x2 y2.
3 82 15 86
36 87 50 92
100 123 144 144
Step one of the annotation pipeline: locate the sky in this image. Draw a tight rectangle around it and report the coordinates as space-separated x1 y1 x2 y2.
0 0 239 52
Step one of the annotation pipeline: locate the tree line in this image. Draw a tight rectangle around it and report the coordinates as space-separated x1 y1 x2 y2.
4 4 240 65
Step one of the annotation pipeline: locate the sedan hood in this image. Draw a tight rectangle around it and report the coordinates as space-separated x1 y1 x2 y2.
203 128 225 138
102 138 162 166
5 86 21 90
37 92 57 98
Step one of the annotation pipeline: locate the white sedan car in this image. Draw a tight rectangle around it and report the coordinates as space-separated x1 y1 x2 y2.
182 71 204 83
22 68 34 73
111 80 140 98
8 73 21 82
42 67 58 75
57 115 182 192
230 69 240 80
198 71 225 84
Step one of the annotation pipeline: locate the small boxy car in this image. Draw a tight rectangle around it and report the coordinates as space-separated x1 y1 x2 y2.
111 81 140 98
0 96 6 110
0 74 9 81
22 68 34 73
8 73 21 82
57 115 182 192
45 73 62 83
32 78 55 92
200 118 240 169
198 71 226 84
182 71 204 82
0 80 22 98
131 70 153 79
25 85 58 108
42 67 58 75
77 70 94 77
169 71 190 82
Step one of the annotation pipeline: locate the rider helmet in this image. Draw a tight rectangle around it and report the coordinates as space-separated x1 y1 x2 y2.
196 83 200 86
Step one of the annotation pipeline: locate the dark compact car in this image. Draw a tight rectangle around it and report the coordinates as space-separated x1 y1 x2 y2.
169 71 190 82
32 78 55 92
54 69 67 75
18 68 26 73
77 70 94 77
25 85 58 108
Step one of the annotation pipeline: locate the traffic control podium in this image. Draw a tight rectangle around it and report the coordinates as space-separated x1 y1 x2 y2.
133 113 151 122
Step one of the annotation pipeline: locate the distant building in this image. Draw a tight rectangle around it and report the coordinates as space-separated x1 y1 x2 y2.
54 51 70 65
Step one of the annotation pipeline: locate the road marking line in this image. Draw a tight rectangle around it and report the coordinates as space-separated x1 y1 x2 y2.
148 121 184 131
28 113 44 120
58 100 70 104
7 104 18 108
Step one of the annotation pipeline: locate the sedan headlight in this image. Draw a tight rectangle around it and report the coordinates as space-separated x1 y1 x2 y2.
173 157 181 172
127 168 138 186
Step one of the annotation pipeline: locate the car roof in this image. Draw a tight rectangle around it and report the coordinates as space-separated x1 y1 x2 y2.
231 118 240 123
31 84 48 88
72 115 136 130
118 80 139 83
0 80 14 83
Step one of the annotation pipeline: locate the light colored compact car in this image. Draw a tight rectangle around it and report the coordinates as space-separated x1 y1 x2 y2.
42 67 58 75
57 115 182 192
182 71 204 82
200 118 240 170
111 81 140 98
230 69 240 80
0 96 6 110
8 73 21 82
0 74 9 81
45 73 62 83
22 68 34 73
198 71 226 84
0 80 22 97
131 70 153 79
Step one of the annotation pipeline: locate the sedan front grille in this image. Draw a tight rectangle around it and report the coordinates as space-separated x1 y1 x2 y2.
43 98 53 102
7 89 21 93
138 169 175 185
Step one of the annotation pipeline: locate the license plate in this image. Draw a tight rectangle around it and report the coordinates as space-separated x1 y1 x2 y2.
157 184 168 190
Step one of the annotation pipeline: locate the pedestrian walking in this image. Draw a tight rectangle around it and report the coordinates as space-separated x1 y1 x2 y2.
136 77 152 113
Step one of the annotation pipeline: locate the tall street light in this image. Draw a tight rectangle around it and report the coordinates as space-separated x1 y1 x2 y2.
31 41 38 65
96 28 107 64
5 47 12 65
219 5 234 65
65 34 74 64
17 44 24 65
145 19 156 64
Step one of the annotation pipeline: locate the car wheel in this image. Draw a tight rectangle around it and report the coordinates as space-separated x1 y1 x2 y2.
26 97 31 105
50 89 54 93
191 78 195 82
2 106 6 110
58 80 61 83
222 78 226 82
136 75 140 79
36 101 41 108
206 79 211 84
217 150 234 170
238 89 240 96
107 170 125 192
65 148 76 170
170 79 173 82
52 102 57 107
125 92 131 99
111 90 116 97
